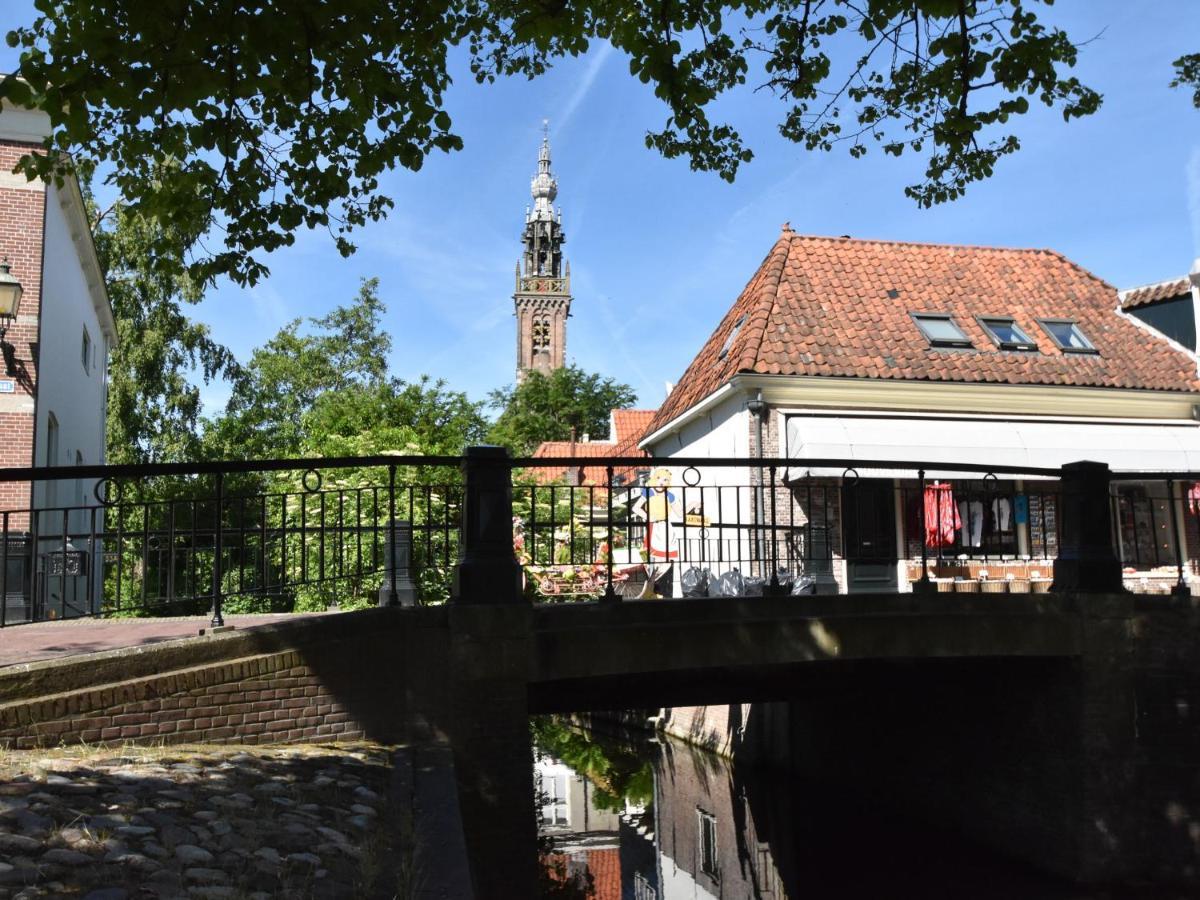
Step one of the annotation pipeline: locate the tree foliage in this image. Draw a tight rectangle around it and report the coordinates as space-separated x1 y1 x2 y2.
207 277 487 460
488 365 637 456
1172 53 1200 108
91 180 239 465
3 1 1106 284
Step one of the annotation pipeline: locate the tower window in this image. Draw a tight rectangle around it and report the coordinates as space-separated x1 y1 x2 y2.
532 317 551 349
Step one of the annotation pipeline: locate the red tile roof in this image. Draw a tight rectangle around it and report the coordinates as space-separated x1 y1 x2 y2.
530 408 656 484
648 230 1200 435
1119 276 1192 311
585 847 621 900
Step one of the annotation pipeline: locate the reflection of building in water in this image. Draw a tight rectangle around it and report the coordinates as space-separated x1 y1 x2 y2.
536 755 626 898
537 735 794 899
654 740 791 899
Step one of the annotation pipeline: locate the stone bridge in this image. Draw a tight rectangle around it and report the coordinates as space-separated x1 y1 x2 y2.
0 449 1198 896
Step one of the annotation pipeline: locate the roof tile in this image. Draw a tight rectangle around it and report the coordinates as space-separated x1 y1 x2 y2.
648 233 1200 437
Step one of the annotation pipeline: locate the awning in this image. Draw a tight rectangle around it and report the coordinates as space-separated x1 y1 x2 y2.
784 414 1200 481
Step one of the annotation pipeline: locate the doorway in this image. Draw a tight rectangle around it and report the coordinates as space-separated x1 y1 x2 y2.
842 478 898 593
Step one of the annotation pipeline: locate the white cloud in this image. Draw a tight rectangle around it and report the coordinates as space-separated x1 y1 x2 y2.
556 43 615 139
249 283 290 329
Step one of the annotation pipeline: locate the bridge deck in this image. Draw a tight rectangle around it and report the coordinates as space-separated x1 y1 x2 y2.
0 613 333 668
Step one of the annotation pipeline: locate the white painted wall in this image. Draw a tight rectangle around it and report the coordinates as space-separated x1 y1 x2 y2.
34 181 109 500
645 392 756 583
32 182 111 615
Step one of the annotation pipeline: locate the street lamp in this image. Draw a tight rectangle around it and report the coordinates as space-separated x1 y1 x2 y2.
0 259 23 344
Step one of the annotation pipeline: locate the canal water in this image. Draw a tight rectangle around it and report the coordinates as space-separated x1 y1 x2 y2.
532 716 1183 900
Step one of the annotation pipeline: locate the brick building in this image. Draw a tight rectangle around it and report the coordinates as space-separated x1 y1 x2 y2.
514 127 572 382
640 226 1200 594
531 408 655 485
0 99 116 621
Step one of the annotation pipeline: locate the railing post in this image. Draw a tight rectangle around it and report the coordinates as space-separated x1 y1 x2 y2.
210 471 225 628
379 519 417 607
1166 477 1191 603
1051 461 1124 594
453 446 522 604
602 464 619 603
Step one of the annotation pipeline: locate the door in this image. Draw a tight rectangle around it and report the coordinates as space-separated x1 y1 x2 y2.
842 479 898 593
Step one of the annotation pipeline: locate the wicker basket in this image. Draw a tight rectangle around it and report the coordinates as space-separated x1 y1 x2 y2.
1007 579 1031 593
932 578 955 593
979 580 1007 594
1030 578 1052 594
954 579 980 593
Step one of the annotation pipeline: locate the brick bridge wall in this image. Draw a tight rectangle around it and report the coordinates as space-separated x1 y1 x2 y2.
0 650 361 749
0 607 452 751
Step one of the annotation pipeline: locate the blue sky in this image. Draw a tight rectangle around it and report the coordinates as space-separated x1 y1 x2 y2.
3 2 1199 416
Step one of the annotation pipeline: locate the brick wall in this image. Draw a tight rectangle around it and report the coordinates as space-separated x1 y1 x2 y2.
750 407 842 582
0 649 368 750
0 139 45 524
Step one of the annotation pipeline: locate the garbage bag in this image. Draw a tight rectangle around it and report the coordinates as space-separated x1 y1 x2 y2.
681 566 710 598
790 574 818 595
711 568 744 597
742 576 767 596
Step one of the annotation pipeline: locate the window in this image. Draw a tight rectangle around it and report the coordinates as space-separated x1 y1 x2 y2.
911 313 972 348
74 450 84 509
1038 319 1097 353
1116 483 1175 568
81 327 91 373
698 809 719 879
718 314 747 360
538 771 568 826
978 317 1038 351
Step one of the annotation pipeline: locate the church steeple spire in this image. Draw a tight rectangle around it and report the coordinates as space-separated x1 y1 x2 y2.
514 121 572 381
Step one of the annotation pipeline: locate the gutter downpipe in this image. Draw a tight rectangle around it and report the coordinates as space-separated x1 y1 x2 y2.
747 390 766 577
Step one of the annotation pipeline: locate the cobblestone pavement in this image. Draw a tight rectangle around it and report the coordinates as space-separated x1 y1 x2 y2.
0 615 332 669
0 742 409 899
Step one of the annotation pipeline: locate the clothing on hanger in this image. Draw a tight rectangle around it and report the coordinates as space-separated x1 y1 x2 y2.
924 482 960 548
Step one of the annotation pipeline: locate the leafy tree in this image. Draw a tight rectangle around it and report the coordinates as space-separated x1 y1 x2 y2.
1172 53 1200 108
205 278 391 460
89 181 239 465
488 365 637 456
3 1 1106 284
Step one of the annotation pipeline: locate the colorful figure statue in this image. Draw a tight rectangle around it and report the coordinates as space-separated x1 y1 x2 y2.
629 467 683 598
633 467 681 562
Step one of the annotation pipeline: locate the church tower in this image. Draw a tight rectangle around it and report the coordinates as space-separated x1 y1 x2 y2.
514 125 571 381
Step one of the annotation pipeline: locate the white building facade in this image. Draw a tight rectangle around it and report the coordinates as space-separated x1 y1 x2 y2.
640 228 1200 596
0 100 116 621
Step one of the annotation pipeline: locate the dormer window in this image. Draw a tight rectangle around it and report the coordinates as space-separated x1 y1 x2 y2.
1038 319 1098 354
978 316 1038 351
912 313 972 349
718 314 747 360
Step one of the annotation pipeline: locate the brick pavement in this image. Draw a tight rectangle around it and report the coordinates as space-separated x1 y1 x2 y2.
0 613 332 668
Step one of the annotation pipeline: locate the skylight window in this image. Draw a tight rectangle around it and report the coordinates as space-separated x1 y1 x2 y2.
912 313 972 349
1038 319 1097 354
718 314 747 360
978 317 1038 351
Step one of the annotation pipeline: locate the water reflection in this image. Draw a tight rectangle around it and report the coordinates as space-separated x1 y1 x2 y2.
532 717 1186 900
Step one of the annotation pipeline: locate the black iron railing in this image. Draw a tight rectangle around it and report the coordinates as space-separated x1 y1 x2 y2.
0 455 462 627
1 451 1197 625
